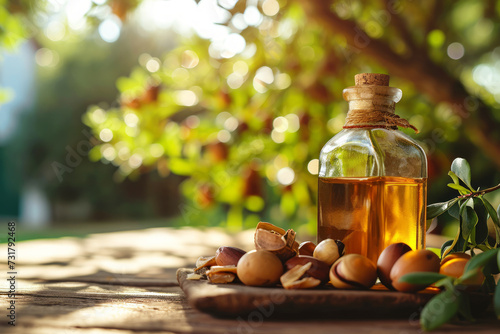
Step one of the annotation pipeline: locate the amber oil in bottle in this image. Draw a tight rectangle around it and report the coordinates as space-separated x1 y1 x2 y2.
317 73 427 263
318 177 426 263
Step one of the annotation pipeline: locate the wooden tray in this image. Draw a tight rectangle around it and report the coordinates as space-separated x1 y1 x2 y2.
177 268 479 318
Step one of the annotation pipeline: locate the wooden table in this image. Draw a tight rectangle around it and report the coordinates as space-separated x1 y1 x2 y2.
1 227 499 334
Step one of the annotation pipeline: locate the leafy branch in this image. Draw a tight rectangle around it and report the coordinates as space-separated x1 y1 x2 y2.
400 248 500 331
427 158 500 257
415 157 500 331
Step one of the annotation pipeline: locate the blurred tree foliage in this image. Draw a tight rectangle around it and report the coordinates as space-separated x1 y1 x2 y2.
3 0 500 232
84 0 500 232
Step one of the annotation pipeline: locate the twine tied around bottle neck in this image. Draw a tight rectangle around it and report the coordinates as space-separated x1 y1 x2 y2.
342 73 419 133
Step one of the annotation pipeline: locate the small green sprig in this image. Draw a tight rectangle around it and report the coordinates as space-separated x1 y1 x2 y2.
399 248 500 331
427 158 500 256
405 157 500 331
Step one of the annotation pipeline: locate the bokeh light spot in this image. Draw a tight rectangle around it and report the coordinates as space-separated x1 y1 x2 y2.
255 66 274 84
447 42 465 60
175 90 198 106
233 61 249 76
224 117 239 131
99 17 121 43
185 115 200 128
285 114 300 132
273 116 288 133
427 29 445 48
307 159 319 175
45 21 66 41
99 129 113 142
92 108 106 124
102 146 116 161
35 48 59 67
146 58 161 72
217 129 231 142
124 113 139 127
181 50 200 68
277 167 295 185
244 6 263 26
227 73 244 89
275 73 291 89
271 129 285 143
262 0 279 16
128 153 143 169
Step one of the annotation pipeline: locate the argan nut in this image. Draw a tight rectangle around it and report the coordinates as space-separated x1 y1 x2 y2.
237 250 283 286
313 239 345 266
285 255 330 283
329 254 377 289
298 241 316 256
440 252 471 266
390 250 441 292
215 246 246 266
377 242 412 290
440 258 484 288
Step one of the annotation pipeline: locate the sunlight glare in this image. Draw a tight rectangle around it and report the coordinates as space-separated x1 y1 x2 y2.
66 0 92 30
99 16 121 43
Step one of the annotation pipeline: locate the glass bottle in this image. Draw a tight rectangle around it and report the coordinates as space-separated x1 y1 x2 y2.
317 73 427 263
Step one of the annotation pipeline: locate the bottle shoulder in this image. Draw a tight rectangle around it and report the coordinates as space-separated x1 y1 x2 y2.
319 128 427 178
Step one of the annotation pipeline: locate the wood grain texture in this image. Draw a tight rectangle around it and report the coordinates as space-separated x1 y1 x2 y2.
1 227 498 334
178 268 442 317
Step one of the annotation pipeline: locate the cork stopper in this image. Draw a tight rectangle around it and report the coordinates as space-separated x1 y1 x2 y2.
354 73 389 86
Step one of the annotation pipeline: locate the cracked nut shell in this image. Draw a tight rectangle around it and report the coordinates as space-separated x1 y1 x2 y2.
329 254 377 289
298 241 316 256
285 255 329 283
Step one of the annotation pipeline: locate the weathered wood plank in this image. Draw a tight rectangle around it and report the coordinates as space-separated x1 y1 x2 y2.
177 268 440 318
3 291 500 334
0 228 496 334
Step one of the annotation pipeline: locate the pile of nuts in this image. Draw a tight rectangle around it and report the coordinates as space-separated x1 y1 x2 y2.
188 222 483 291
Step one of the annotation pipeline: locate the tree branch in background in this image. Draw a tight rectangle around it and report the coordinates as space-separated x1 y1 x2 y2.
381 0 418 56
300 0 500 168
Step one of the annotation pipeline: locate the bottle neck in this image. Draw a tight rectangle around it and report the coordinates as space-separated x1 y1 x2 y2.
342 85 417 132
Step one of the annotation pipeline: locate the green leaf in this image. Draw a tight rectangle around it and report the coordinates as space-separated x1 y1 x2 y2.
464 248 499 273
495 283 500 319
427 199 457 220
455 267 481 285
461 206 478 241
482 197 500 227
434 277 455 290
448 171 460 185
451 158 472 189
398 272 447 285
497 203 500 226
498 250 500 274
472 198 488 245
440 240 454 258
420 288 461 331
447 183 470 194
458 293 474 322
448 201 460 220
